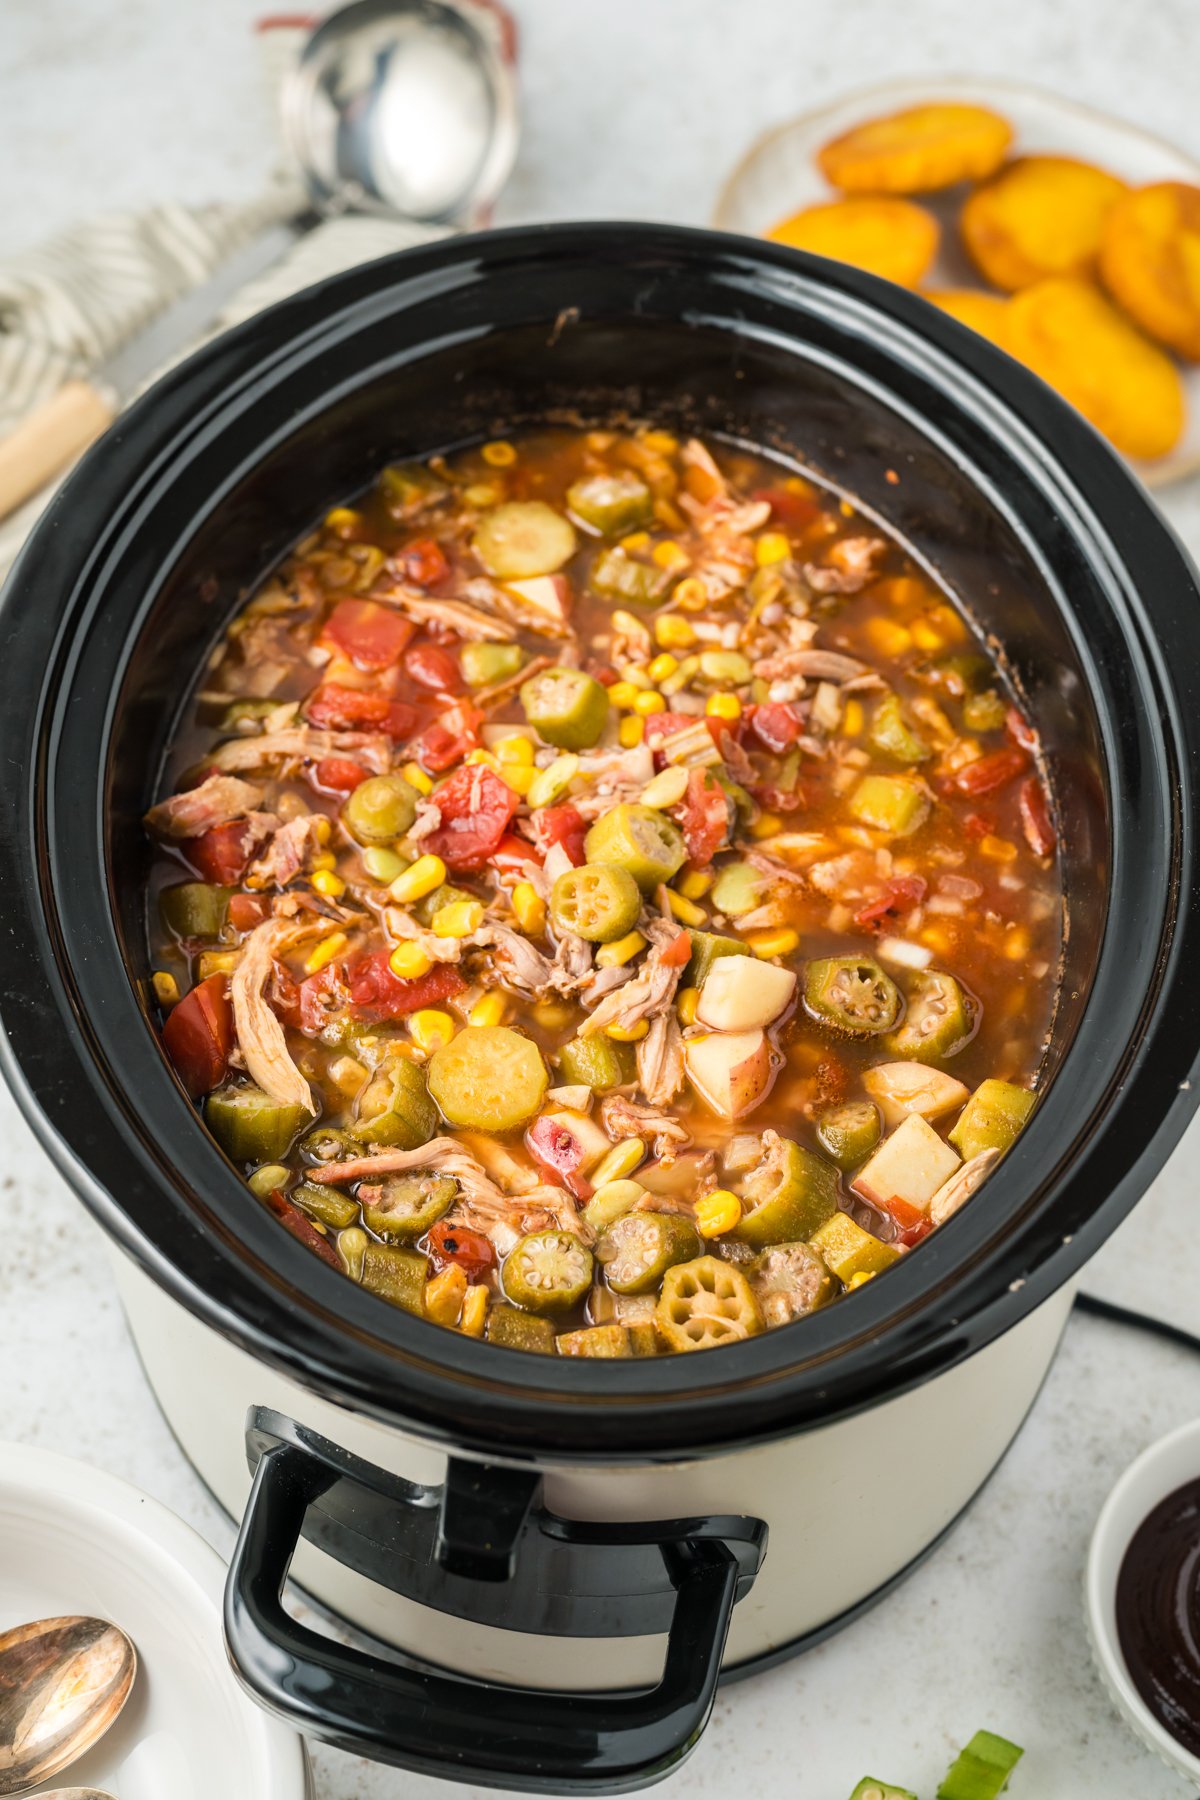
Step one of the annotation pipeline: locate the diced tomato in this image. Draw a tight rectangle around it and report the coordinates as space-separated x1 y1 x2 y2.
643 711 700 746
412 701 483 772
161 973 234 1097
746 702 803 753
312 756 370 794
228 893 269 932
657 927 693 968
344 951 467 1024
186 820 259 884
880 1195 933 1249
421 764 520 871
953 747 1027 797
676 768 729 867
399 536 450 588
306 684 417 741
492 832 543 874
265 1188 340 1268
1006 707 1038 754
424 1220 495 1283
531 802 587 865
1019 778 1056 858
526 1115 594 1200
962 811 995 841
269 962 303 1029
853 876 927 930
404 641 461 692
753 485 820 530
322 598 414 670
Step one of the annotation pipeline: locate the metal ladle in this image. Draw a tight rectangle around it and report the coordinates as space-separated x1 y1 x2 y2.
0 1615 136 1795
0 0 519 519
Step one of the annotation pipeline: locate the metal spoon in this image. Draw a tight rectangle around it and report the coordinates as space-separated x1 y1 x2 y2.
0 1616 136 1795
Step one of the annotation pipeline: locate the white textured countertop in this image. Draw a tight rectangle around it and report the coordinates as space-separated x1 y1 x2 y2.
3 2 1200 1796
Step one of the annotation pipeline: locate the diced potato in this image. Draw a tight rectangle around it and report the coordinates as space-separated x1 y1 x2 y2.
853 1112 960 1214
504 574 570 623
862 1061 970 1129
696 956 797 1032
538 1107 612 1172
684 1029 773 1121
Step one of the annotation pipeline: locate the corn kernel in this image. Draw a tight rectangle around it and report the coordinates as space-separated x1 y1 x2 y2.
152 970 180 1006
747 927 800 959
608 680 640 710
755 532 791 567
389 941 433 979
409 1009 456 1052
678 868 713 900
910 618 944 655
927 602 967 645
499 763 536 797
842 699 864 737
512 881 546 934
466 747 502 771
310 851 338 872
305 930 349 974
980 834 1019 862
363 846 406 884
846 1270 877 1291
590 1138 646 1187
324 505 364 538
425 1264 468 1327
672 576 709 611
643 428 678 454
750 811 783 840
676 985 700 1026
648 652 679 684
654 613 697 650
533 998 575 1031
604 1018 650 1042
706 693 742 722
401 761 433 795
665 889 707 927
432 899 485 939
310 868 346 898
390 854 447 904
459 1284 489 1335
620 530 651 553
696 1189 742 1237
866 617 912 658
920 924 954 956
1004 927 1032 961
494 733 535 765
482 439 517 467
469 991 509 1027
652 539 689 571
634 690 666 716
197 950 239 979
595 929 647 969
313 815 332 845
618 715 645 748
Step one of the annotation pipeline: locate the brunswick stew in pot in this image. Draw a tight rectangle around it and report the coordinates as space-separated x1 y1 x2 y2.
145 427 1062 1356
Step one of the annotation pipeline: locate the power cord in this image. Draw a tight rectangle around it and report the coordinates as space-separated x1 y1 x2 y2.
1074 1290 1200 1356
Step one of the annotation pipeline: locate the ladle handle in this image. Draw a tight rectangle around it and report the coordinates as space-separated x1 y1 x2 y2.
0 380 115 521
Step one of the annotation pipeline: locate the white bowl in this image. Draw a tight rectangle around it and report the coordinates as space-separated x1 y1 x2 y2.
1085 1418 1200 1793
0 1441 311 1800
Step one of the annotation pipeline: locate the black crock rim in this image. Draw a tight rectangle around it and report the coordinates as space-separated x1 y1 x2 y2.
2 220 1199 1464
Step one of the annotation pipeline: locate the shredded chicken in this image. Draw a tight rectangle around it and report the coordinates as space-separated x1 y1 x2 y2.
599 1094 692 1162
469 923 593 999
378 583 516 642
609 609 653 666
231 917 322 1114
144 773 266 839
475 653 551 708
579 920 685 1039
637 1011 685 1108
753 647 868 684
320 1137 593 1240
210 727 392 776
802 536 885 594
247 815 324 888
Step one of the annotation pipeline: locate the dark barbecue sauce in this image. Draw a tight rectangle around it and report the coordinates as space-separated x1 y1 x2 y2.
1116 1477 1200 1758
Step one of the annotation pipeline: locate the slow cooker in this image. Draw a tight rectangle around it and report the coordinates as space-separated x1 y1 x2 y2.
2 224 1199 1793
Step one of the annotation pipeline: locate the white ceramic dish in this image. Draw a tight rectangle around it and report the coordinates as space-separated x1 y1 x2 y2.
714 74 1200 489
0 1442 311 1800
1085 1417 1200 1793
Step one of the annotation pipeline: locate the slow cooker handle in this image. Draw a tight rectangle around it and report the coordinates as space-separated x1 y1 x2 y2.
225 1438 744 1793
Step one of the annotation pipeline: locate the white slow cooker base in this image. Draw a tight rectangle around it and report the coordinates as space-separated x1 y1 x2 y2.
113 1253 1074 1691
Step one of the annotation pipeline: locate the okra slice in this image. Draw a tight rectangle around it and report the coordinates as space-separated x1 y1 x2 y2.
849 1782 919 1800
428 1026 549 1132
473 501 576 579
486 1303 557 1353
848 774 931 836
160 881 231 940
686 929 747 986
360 1242 428 1313
735 1134 839 1245
557 1033 637 1092
567 471 653 536
948 1080 1035 1160
461 641 525 688
868 692 931 764
885 970 975 1060
597 1212 701 1295
655 1256 764 1352
589 547 665 607
206 1084 308 1164
360 1172 456 1241
752 1241 838 1326
809 1211 901 1282
502 1230 594 1313
816 1101 882 1170
343 773 421 845
520 666 610 750
556 1324 635 1357
550 863 642 943
936 1730 1023 1800
804 956 902 1037
293 1180 359 1231
301 1125 366 1166
584 802 686 891
356 1057 438 1149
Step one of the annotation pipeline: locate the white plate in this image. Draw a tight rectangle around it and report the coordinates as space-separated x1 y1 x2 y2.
713 75 1200 489
0 1442 311 1800
1085 1417 1200 1792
